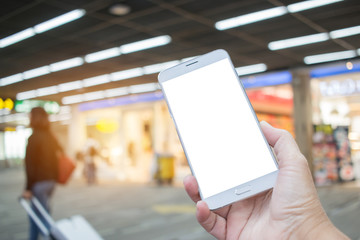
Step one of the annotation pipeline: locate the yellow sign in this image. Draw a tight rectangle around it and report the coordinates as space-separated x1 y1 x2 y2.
95 118 119 133
0 98 14 110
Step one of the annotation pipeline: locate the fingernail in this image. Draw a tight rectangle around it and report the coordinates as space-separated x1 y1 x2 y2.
260 121 270 127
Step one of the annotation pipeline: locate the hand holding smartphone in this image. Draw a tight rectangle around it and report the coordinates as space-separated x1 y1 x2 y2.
158 49 278 210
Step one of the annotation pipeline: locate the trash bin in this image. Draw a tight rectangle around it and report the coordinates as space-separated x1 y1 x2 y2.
155 154 175 185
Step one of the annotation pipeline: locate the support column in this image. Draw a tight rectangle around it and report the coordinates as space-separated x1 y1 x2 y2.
292 70 314 175
67 105 86 158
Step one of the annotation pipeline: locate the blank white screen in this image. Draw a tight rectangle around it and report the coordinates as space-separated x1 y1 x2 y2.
162 58 277 199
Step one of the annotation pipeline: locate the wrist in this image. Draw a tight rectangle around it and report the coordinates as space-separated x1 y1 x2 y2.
293 207 349 240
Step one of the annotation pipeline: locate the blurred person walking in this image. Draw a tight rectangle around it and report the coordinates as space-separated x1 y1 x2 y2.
22 107 63 240
83 136 100 185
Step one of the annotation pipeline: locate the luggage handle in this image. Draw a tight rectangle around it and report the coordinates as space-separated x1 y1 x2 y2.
19 197 50 237
31 197 56 227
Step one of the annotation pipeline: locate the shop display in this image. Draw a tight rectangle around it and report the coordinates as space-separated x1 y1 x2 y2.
313 125 338 186
257 113 293 135
313 125 354 186
334 126 354 181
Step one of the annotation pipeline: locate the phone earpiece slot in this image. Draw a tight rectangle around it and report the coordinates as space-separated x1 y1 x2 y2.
186 61 198 66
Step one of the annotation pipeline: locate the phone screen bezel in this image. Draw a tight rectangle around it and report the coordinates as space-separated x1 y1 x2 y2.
158 49 279 210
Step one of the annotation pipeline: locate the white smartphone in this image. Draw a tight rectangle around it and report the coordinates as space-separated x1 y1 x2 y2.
158 49 279 210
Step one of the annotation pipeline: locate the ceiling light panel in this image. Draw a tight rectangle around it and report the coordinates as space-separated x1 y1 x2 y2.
36 86 59 97
236 63 267 76
34 9 86 34
23 66 51 79
142 60 180 75
120 35 172 54
287 0 343 13
215 7 288 30
17 90 37 100
268 33 330 50
0 28 35 48
50 57 84 72
58 81 83 92
83 91 105 101
0 9 85 49
85 47 121 63
105 87 128 98
82 74 110 87
128 83 159 94
62 95 83 105
304 50 357 64
110 68 143 81
330 25 360 39
0 74 23 86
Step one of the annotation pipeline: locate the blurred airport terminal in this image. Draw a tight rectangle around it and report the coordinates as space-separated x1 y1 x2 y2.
1 0 360 239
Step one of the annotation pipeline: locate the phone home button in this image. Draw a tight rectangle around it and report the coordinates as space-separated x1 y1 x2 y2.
235 186 251 195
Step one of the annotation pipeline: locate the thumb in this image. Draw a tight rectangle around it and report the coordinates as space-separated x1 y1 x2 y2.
260 121 305 167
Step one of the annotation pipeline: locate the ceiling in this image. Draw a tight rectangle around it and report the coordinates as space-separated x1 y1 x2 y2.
1 0 360 104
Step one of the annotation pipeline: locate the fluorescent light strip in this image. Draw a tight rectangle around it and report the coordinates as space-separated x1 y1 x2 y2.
330 25 360 39
23 66 50 79
34 9 86 34
36 86 59 97
62 95 83 105
128 83 158 94
268 33 330 50
236 63 267 76
85 47 121 63
58 80 83 92
83 91 105 101
120 35 172 54
0 28 35 48
17 90 37 100
181 56 198 62
0 9 85 49
215 0 343 31
82 74 110 87
304 50 357 64
50 57 84 72
142 60 180 75
16 58 268 101
215 7 288 30
110 68 143 81
105 87 128 98
287 0 343 13
0 73 23 86
61 83 160 105
1 35 172 86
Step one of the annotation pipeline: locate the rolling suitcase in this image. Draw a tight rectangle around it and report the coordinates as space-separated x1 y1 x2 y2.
19 197 103 240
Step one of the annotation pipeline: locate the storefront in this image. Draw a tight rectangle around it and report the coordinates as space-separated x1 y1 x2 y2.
67 92 187 184
311 61 360 185
242 71 294 135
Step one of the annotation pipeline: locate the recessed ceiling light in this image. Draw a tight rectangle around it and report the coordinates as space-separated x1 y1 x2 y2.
109 3 131 16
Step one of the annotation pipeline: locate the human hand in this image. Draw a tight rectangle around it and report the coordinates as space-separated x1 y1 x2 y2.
22 190 32 199
184 121 349 240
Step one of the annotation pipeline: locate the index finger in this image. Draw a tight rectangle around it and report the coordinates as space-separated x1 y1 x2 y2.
183 175 202 203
